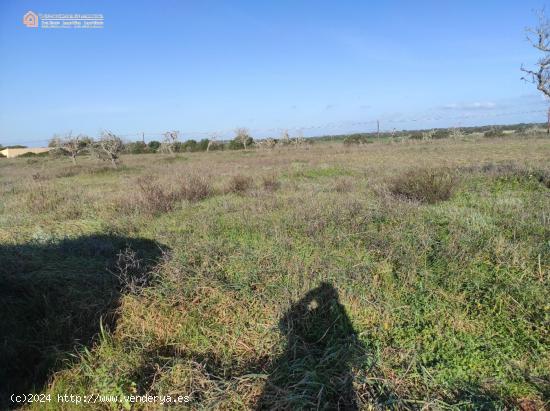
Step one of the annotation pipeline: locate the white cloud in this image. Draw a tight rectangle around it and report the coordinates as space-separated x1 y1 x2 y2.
441 101 497 110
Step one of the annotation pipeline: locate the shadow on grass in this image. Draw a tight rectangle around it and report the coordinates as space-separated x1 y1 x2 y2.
0 234 165 409
257 282 396 410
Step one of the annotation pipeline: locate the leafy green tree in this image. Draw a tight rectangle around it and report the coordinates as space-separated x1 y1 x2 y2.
182 139 198 152
148 140 161 151
198 139 210 151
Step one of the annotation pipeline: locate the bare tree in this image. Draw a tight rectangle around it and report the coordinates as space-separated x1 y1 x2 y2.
162 130 180 155
422 129 435 141
51 132 91 164
207 133 219 152
235 127 251 150
293 130 306 146
280 129 291 146
255 137 275 149
522 10 550 97
450 127 463 140
522 10 550 132
94 131 124 168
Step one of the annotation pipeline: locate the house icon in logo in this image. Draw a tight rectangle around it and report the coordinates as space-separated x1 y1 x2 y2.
23 11 38 28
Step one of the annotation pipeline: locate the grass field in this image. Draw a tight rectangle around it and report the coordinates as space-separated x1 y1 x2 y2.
1 135 549 409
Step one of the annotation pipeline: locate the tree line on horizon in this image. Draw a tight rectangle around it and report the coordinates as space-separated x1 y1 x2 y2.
0 120 547 162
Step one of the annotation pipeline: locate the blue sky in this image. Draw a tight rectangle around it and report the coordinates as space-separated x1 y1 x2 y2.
0 0 548 145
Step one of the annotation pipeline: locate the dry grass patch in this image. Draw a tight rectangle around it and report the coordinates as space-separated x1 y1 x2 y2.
332 177 355 193
261 174 281 192
134 175 214 215
24 183 84 218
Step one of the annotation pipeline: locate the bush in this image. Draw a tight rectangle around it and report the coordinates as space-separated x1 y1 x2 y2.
344 134 367 146
125 141 149 154
179 175 213 202
134 175 213 215
136 179 177 215
198 139 210 151
181 140 198 152
228 136 254 150
389 168 458 204
18 151 49 158
409 133 423 140
148 141 161 151
484 129 505 138
432 129 450 139
226 175 253 194
0 152 5 158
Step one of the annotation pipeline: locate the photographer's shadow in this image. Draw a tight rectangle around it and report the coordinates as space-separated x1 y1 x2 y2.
0 234 165 408
258 283 369 410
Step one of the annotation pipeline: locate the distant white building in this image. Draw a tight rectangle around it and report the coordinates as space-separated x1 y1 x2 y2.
0 147 51 158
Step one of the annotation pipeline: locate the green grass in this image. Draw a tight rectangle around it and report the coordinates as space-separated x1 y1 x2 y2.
0 136 548 409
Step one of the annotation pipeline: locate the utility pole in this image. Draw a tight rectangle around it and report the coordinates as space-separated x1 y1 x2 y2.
142 132 145 143
377 120 380 139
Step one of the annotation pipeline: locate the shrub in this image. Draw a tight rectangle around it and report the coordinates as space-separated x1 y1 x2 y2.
114 247 150 293
179 175 213 202
148 141 161 151
409 133 423 140
198 139 210 151
389 167 458 204
0 152 5 158
125 141 148 154
18 151 49 158
343 134 372 145
232 128 254 150
432 129 450 139
181 139 198 152
262 174 281 192
226 175 253 194
136 179 176 215
484 129 506 138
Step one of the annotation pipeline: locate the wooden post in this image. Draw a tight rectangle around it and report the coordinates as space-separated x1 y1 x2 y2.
142 132 145 143
377 120 380 138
